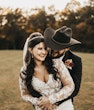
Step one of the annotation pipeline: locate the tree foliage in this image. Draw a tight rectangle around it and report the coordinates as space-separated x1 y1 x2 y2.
0 0 94 52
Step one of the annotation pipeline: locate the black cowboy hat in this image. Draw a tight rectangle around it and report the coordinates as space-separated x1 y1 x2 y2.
44 26 81 50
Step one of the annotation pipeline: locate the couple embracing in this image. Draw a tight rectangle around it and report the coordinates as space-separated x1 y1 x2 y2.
19 26 82 110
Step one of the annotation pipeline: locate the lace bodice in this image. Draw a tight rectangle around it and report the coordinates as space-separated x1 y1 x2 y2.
19 58 74 106
32 74 61 97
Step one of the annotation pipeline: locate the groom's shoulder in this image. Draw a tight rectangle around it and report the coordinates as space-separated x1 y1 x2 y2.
68 50 81 59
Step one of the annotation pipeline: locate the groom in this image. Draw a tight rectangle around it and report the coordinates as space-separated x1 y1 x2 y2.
44 26 82 105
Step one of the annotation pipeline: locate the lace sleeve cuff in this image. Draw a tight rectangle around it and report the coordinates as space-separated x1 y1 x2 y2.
22 95 39 105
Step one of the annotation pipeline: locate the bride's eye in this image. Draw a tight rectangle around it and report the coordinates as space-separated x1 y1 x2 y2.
38 47 42 50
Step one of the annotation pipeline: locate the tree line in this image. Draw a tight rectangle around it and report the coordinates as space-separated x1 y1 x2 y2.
0 0 94 52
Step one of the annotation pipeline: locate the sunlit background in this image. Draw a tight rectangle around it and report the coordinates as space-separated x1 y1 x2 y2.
0 0 88 11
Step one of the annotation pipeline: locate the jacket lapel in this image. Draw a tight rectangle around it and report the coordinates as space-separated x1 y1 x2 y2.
62 50 70 62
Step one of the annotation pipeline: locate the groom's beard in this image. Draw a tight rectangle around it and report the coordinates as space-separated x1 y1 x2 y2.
51 50 65 58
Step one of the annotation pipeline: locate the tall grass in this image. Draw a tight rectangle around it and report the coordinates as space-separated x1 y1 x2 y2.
0 50 94 110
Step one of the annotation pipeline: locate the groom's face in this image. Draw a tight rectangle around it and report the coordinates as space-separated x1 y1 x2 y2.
51 48 69 58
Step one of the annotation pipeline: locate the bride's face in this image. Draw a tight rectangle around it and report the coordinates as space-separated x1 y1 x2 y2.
29 42 48 62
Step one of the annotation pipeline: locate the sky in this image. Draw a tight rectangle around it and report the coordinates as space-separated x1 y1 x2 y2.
0 0 88 11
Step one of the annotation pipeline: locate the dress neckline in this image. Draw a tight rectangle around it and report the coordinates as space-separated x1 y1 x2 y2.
33 74 51 84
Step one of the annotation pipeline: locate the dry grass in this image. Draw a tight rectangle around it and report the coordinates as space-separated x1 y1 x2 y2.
0 50 94 110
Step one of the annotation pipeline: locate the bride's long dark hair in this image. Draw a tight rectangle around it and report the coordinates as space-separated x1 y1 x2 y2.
20 32 58 97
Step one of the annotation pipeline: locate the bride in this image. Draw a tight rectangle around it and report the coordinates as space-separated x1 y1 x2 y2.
19 32 74 110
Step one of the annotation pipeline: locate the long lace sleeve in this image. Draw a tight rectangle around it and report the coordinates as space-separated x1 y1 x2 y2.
19 73 39 105
48 59 75 104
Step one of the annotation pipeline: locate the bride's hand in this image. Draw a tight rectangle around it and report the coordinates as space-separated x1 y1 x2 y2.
37 96 57 110
37 96 50 109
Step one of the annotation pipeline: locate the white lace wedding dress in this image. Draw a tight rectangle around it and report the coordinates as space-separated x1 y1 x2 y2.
19 59 74 110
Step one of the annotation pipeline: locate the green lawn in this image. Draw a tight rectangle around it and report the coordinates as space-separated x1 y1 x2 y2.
0 50 94 110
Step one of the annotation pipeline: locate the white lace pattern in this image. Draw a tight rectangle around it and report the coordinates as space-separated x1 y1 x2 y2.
19 59 74 109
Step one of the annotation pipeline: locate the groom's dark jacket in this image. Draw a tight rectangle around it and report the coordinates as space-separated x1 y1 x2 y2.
56 50 82 105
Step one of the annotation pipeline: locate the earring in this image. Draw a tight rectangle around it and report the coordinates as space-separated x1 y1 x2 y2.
31 54 33 58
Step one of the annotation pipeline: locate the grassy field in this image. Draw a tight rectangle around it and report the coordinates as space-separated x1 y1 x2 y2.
0 50 94 110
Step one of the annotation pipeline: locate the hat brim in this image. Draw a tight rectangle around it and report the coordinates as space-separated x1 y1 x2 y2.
44 27 81 50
